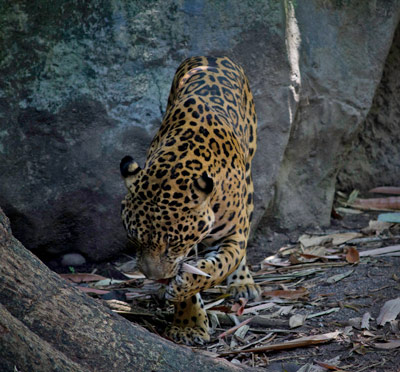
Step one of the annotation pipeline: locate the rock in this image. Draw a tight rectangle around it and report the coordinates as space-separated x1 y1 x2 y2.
270 2 400 229
337 22 400 192
61 253 86 267
0 1 399 260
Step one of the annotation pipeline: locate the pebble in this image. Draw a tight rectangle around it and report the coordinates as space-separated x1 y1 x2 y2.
61 253 86 267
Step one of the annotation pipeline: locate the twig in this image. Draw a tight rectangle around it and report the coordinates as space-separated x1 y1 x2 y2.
214 313 288 328
357 358 386 372
218 317 254 338
236 332 275 351
218 331 340 356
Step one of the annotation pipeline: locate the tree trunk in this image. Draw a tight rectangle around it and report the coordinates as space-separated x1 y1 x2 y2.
0 208 254 372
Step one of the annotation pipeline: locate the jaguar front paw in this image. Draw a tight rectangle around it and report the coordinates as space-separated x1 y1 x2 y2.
228 282 261 300
165 325 210 346
166 293 211 345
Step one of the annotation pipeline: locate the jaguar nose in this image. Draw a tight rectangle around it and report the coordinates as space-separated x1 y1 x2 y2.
139 255 169 280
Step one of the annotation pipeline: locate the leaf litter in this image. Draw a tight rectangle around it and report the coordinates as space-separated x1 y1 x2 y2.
63 189 400 371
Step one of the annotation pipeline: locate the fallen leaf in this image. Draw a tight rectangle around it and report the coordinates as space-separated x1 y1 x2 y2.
242 302 275 315
276 305 294 316
218 317 254 338
373 339 400 349
361 312 371 330
347 189 359 204
359 245 400 257
76 286 110 295
262 287 309 300
315 359 346 371
60 273 107 283
377 297 400 326
335 207 363 215
289 313 306 328
94 279 125 286
231 298 248 316
345 247 359 264
352 196 400 211
122 271 146 279
362 330 375 337
390 320 400 333
307 307 340 319
219 331 340 355
234 324 249 339
329 232 363 246
378 212 400 223
348 317 361 329
262 254 291 267
362 220 393 235
369 186 400 195
299 234 331 248
204 298 226 311
326 269 354 283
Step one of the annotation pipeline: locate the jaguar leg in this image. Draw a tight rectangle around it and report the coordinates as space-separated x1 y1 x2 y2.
227 255 261 300
165 293 210 345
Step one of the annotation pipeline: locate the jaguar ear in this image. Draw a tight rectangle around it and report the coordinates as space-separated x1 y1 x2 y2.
193 172 214 203
120 155 141 189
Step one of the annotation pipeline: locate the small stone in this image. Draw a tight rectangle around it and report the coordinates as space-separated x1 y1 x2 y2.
61 253 86 267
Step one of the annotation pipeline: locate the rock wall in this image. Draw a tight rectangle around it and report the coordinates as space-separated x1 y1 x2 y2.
0 1 399 260
337 21 400 192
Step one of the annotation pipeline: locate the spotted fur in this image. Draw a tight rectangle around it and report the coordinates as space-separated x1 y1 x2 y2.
121 56 260 345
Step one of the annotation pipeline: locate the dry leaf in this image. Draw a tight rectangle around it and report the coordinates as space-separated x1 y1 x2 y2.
390 320 400 333
352 196 400 211
262 287 309 300
369 186 400 195
362 330 375 337
122 271 146 279
218 317 254 338
326 269 354 283
377 297 400 326
378 212 400 223
362 220 393 235
307 308 340 319
315 359 346 371
329 232 363 245
348 317 361 329
76 286 110 295
231 298 248 316
299 232 362 248
299 234 331 248
234 324 249 339
219 331 340 355
336 207 363 215
242 302 275 315
289 313 306 328
361 312 371 330
359 245 400 257
373 339 400 349
345 247 359 264
60 273 107 283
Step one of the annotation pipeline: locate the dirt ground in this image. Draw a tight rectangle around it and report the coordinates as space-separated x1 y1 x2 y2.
49 209 400 372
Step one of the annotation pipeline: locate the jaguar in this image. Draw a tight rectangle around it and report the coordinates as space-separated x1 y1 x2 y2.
120 56 260 345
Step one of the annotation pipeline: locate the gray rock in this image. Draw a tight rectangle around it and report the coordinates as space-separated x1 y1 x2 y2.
338 22 400 192
61 253 86 267
0 1 399 260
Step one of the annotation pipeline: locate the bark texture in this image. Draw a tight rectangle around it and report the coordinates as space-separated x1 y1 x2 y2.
0 208 254 372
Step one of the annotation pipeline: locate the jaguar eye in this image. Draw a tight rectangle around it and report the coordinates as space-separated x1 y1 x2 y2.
129 228 138 238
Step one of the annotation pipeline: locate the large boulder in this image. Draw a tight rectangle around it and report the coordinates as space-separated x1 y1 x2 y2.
337 22 400 192
0 1 399 260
